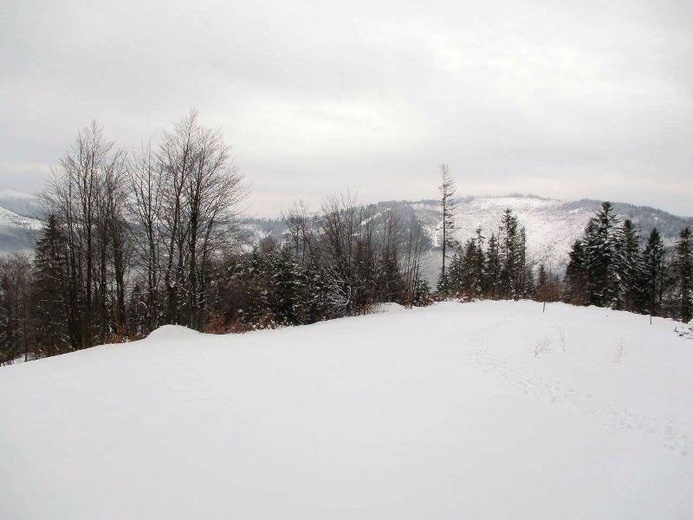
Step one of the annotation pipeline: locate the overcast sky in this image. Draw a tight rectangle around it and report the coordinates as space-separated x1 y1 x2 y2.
1 0 692 217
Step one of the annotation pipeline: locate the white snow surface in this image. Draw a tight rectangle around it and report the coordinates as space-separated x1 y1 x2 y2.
145 323 201 340
370 302 406 313
1 301 693 519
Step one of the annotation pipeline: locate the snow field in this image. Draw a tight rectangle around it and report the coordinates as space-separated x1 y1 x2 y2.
1 301 692 519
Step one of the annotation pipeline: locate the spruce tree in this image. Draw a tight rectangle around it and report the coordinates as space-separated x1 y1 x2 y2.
565 239 588 304
484 233 501 299
583 202 623 307
499 210 516 299
31 214 71 356
412 277 432 306
518 227 529 297
641 228 666 316
523 262 536 299
498 209 525 299
446 248 464 297
271 246 308 325
673 227 692 322
452 234 485 300
620 219 643 312
537 264 548 293
471 228 485 299
461 239 478 298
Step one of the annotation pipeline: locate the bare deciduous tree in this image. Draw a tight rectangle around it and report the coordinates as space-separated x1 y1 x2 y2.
134 110 246 330
44 122 127 348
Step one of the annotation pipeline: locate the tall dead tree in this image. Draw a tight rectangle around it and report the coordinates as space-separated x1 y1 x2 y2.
438 163 457 294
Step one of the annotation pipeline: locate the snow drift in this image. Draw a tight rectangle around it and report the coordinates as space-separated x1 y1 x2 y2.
1 301 692 519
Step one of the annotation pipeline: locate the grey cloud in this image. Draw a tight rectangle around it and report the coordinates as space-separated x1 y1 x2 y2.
1 0 692 216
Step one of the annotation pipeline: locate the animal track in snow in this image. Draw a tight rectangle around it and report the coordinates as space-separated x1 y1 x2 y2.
466 341 690 456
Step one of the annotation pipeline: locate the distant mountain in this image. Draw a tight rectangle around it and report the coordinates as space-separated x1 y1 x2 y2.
414 195 692 272
0 190 42 255
241 195 693 283
0 189 42 219
0 209 42 256
1 193 691 281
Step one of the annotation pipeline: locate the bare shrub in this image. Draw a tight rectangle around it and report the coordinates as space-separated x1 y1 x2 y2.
534 338 553 357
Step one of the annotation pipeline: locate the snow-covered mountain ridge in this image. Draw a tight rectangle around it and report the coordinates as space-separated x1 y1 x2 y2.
0 205 42 255
0 192 690 271
244 195 693 278
420 195 691 270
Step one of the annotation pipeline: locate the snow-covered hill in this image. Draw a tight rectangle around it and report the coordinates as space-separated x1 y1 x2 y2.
1 301 692 519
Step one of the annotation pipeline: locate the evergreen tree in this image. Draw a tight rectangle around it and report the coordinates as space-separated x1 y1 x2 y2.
0 254 34 363
31 214 72 355
461 237 483 299
498 209 525 299
641 228 666 316
376 252 406 304
537 264 548 292
523 262 536 299
271 245 309 325
565 239 588 304
620 219 643 312
518 227 529 297
498 210 516 298
484 233 501 299
446 248 464 297
673 227 692 322
470 228 485 299
583 202 623 307
412 277 432 306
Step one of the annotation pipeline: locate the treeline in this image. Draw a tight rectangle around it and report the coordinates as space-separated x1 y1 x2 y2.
434 200 692 322
437 209 549 301
211 197 430 332
2 133 692 365
565 202 692 322
435 167 558 303
0 113 431 363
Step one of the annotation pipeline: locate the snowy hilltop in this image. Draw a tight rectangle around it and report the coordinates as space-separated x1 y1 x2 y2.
1 300 692 519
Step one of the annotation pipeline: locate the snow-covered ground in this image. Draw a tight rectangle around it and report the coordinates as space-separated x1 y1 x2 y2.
1 301 692 519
